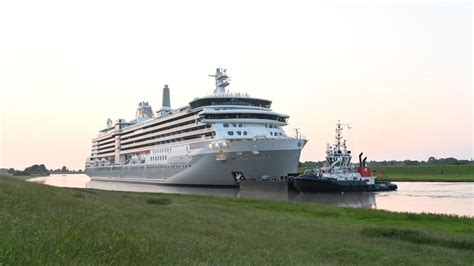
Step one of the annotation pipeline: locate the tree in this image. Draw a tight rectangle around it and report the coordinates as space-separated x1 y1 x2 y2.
23 164 49 176
428 157 436 165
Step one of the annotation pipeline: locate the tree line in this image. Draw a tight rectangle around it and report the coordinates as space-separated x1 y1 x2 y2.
0 165 83 176
300 157 473 168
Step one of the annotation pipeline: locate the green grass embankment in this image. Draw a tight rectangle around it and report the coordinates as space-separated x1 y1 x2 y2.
378 165 474 182
0 176 473 264
298 165 474 182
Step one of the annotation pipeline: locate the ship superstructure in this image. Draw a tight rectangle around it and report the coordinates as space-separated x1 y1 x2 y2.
85 68 307 185
302 121 375 184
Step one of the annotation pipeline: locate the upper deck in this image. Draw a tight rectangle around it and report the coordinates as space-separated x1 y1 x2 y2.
189 93 272 110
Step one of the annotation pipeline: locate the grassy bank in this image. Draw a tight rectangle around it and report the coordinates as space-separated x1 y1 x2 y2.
0 176 473 265
377 165 474 182
298 165 474 182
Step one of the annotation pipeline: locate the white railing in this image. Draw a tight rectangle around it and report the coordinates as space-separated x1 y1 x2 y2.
203 92 250 98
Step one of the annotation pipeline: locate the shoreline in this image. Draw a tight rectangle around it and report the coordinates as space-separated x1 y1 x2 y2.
20 174 474 217
1 176 472 264
26 176 47 184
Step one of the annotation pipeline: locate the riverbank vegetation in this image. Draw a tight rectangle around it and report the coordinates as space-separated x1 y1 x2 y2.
300 157 473 168
0 176 472 264
299 164 474 182
0 164 50 177
377 165 474 182
0 165 84 177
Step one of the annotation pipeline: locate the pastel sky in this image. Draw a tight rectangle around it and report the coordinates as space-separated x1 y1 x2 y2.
0 1 472 170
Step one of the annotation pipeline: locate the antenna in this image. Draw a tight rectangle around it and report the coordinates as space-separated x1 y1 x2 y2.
335 120 351 151
210 67 230 94
293 128 301 139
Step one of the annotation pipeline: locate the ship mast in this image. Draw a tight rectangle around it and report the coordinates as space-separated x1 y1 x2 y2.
334 120 351 152
325 120 352 170
209 68 230 94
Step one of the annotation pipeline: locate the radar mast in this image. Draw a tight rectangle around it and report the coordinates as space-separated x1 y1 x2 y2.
326 120 352 169
334 120 351 152
209 68 230 94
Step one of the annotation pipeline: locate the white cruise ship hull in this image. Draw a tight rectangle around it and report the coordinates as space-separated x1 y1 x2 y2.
85 138 305 186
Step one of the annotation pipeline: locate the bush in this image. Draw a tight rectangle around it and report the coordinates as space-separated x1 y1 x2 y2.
146 198 172 205
13 170 30 176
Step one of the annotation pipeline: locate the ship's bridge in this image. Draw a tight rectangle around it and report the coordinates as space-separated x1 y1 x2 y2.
189 93 272 109
191 68 273 109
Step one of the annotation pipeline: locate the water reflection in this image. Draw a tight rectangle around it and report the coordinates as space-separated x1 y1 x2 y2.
288 192 376 209
88 180 240 198
29 174 473 217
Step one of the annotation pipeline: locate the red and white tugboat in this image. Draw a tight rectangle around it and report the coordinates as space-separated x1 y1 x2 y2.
293 121 397 193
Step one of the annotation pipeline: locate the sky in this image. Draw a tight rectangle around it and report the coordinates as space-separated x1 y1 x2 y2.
0 0 472 170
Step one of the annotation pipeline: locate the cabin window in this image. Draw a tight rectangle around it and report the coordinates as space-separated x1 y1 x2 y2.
228 131 234 136
238 123 243 127
236 131 242 136
243 131 247 135
223 123 229 128
232 123 237 127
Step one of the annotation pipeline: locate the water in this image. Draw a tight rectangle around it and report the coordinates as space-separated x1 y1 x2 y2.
29 174 474 217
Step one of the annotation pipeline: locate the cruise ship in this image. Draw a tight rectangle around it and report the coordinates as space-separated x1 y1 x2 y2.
85 68 307 185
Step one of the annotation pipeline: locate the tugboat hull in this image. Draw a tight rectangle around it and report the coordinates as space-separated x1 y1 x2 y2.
293 178 397 193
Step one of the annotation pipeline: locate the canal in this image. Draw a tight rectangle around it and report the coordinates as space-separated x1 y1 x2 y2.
29 174 474 217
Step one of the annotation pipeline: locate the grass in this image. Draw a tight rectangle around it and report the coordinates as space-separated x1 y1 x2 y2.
360 227 473 250
146 197 173 205
0 175 473 265
298 165 474 182
378 165 474 182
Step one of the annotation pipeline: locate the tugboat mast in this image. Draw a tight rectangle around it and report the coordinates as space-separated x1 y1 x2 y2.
326 120 352 169
334 120 351 152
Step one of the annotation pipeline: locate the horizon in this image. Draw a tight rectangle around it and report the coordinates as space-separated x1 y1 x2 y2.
2 156 473 172
0 1 472 170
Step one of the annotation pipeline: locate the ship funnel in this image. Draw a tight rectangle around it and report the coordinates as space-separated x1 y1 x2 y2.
162 85 171 109
359 152 363 167
363 157 367 167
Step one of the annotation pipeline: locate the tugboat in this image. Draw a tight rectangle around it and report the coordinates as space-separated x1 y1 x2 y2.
293 121 397 193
